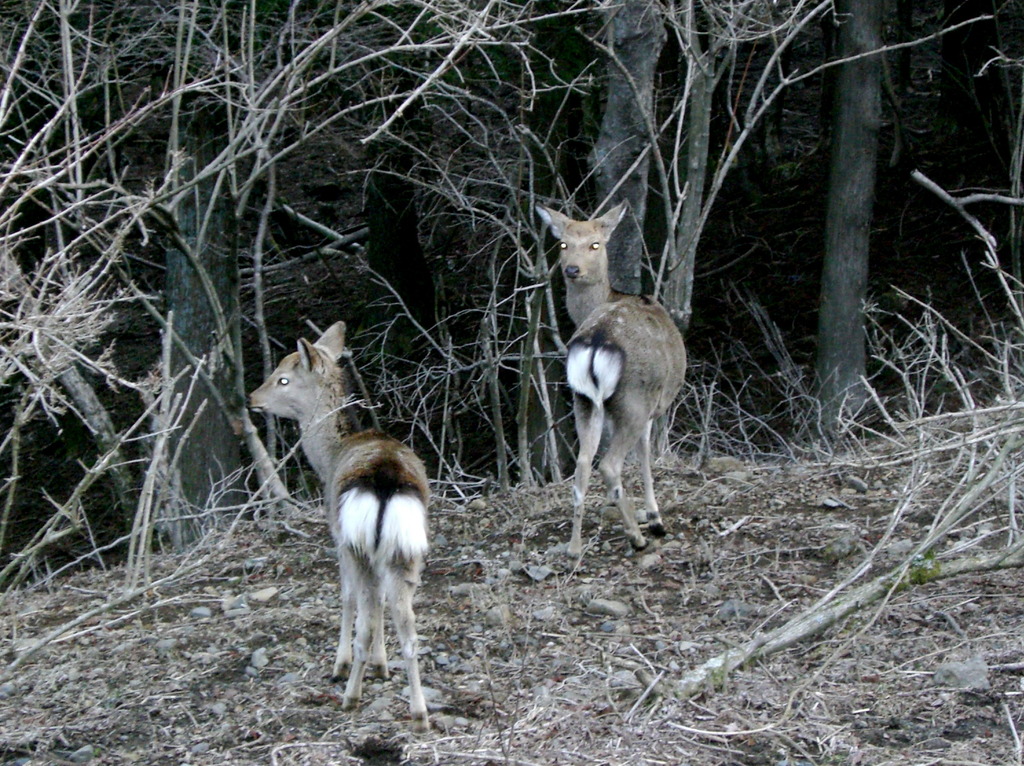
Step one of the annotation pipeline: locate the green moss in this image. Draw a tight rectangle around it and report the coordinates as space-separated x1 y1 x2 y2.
906 550 941 585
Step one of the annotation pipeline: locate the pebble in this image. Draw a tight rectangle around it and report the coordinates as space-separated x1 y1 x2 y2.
210 702 227 716
722 470 752 484
0 683 16 699
68 745 95 764
532 606 557 621
823 532 861 562
585 598 630 618
717 599 758 621
154 638 177 657
706 456 744 474
278 672 300 685
932 656 990 691
467 498 488 511
449 583 475 598
843 474 870 493
524 564 554 582
638 553 662 570
251 648 269 669
484 605 511 627
191 742 210 755
190 606 213 619
249 587 279 603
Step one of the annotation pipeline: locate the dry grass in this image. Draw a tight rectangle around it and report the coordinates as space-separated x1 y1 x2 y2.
1 457 1021 765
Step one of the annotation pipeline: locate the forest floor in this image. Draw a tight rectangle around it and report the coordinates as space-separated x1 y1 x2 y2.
1 455 1021 766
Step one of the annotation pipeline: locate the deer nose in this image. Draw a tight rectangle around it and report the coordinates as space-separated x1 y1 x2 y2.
564 265 580 279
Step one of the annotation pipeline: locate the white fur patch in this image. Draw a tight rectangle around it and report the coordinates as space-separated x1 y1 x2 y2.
338 488 428 565
567 344 623 403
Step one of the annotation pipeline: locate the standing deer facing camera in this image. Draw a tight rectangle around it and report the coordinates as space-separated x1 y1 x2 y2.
536 204 687 557
249 321 430 731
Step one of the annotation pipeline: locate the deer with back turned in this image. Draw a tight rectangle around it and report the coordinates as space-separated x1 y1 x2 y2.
248 321 430 731
536 203 687 557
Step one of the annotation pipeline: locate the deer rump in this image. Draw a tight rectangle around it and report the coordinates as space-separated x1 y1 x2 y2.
336 451 429 567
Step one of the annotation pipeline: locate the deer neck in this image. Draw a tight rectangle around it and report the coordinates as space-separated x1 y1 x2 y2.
298 387 352 485
566 279 615 326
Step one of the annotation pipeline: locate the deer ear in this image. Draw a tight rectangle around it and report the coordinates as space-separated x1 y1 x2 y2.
297 338 321 372
536 205 570 239
316 321 347 359
598 203 627 234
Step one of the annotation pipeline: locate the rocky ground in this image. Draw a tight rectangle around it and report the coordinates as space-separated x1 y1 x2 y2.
0 457 1021 765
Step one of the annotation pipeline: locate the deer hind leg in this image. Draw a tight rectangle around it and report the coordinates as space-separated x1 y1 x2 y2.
330 577 354 681
637 418 667 537
341 561 380 711
332 559 389 682
386 565 429 731
570 395 604 557
598 411 648 551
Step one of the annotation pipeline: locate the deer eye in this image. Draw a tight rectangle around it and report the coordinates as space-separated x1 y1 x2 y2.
590 242 600 250
278 377 290 386
558 242 567 250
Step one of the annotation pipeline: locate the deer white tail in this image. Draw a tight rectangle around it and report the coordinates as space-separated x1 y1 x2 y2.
566 334 625 404
338 488 429 565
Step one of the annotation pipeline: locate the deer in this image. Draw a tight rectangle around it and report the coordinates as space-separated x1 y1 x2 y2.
536 203 687 558
249 321 430 732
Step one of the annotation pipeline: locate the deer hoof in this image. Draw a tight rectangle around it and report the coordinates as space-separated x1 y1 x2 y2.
648 521 667 538
411 711 430 732
629 535 648 551
329 667 349 684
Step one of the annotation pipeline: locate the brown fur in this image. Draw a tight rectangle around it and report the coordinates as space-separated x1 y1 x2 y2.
537 204 687 556
249 321 430 731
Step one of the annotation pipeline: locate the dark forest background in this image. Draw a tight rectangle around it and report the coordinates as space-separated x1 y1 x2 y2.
1 0 1022 581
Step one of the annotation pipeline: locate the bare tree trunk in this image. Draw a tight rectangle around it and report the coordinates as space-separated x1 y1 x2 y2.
591 0 665 295
665 0 713 330
816 0 882 431
163 109 243 548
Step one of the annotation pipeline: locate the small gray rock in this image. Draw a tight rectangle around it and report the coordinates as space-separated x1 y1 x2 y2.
706 456 744 474
191 742 210 755
717 599 758 621
823 531 861 562
221 594 248 613
585 598 630 618
532 606 557 621
0 683 17 699
154 638 177 657
525 564 555 582
843 474 870 493
449 583 475 598
190 606 213 619
68 745 95 764
638 553 662 570
251 647 269 669
484 605 511 627
932 656 990 691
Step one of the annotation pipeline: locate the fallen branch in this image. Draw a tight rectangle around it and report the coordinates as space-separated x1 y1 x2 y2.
677 539 1024 698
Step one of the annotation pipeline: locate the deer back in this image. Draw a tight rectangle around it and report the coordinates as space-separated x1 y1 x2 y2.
570 296 686 418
